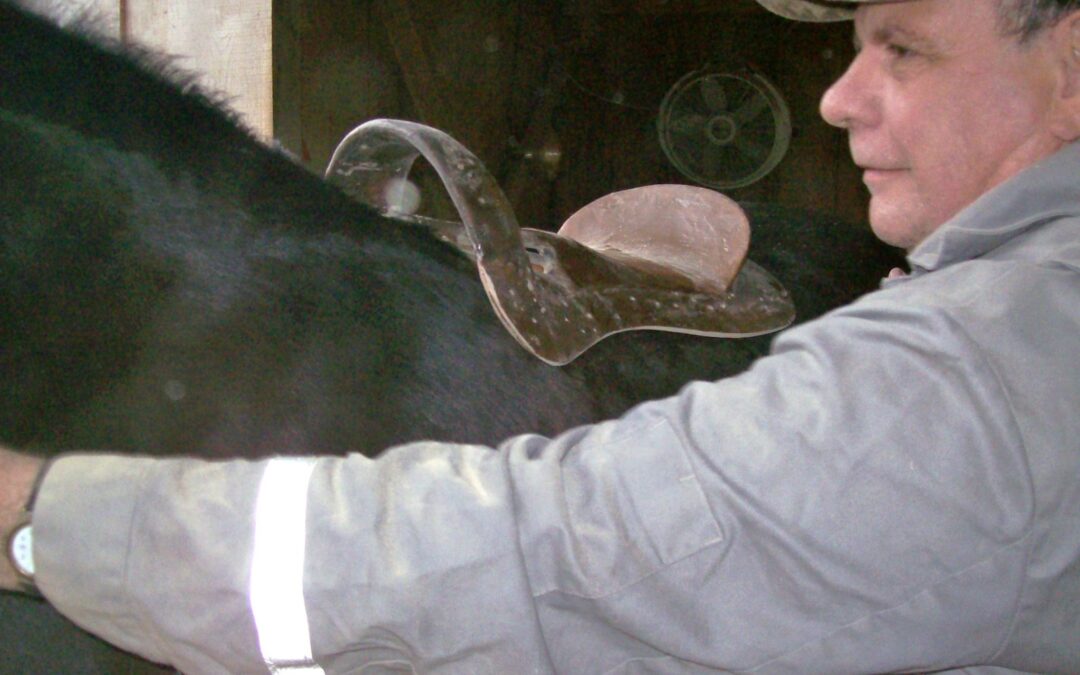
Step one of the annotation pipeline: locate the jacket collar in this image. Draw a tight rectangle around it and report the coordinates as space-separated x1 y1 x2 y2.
907 140 1080 274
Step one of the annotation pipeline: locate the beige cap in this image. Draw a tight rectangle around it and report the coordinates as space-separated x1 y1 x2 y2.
755 0 897 22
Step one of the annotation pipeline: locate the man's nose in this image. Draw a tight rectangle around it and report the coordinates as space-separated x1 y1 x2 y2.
819 52 878 130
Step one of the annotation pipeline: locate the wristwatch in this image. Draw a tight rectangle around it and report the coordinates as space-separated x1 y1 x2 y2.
5 457 52 597
6 510 37 595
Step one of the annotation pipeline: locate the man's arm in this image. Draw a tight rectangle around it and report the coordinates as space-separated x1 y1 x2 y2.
27 294 1045 673
0 447 45 591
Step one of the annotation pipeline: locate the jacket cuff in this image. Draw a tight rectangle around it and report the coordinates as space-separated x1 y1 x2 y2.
32 454 157 658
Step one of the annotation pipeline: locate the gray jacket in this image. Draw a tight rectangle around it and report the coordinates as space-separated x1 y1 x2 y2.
33 141 1080 674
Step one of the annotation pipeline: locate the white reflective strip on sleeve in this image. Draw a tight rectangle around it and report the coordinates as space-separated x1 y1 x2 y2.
249 457 326 675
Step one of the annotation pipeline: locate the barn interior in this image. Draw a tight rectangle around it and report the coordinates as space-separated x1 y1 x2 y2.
272 0 867 231
2 4 892 671
33 0 867 236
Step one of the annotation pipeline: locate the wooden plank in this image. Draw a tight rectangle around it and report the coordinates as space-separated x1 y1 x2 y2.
271 0 304 159
15 0 121 35
124 0 273 139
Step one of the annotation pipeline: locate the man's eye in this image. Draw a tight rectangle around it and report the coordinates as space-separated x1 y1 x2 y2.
887 43 914 59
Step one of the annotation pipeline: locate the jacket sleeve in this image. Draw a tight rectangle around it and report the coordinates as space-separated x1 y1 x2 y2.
32 298 1037 674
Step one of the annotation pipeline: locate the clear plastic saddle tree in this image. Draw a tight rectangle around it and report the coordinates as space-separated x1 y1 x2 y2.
326 118 795 366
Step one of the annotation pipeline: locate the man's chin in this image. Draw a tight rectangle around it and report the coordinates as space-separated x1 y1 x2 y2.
868 203 926 251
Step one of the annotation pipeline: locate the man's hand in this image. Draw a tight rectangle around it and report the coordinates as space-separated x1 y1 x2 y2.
0 446 45 591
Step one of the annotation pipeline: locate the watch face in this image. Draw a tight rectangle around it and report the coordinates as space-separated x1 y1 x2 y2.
8 523 34 578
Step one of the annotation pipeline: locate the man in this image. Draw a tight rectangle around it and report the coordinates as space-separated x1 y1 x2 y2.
3 0 1079 672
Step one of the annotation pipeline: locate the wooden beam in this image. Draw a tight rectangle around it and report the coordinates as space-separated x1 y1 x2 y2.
374 0 457 132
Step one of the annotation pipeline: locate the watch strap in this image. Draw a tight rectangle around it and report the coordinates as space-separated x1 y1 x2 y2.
25 456 56 512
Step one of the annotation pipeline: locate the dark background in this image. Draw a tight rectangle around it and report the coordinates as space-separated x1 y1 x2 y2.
272 0 867 232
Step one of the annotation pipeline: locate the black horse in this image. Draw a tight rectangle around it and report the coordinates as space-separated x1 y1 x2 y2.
0 2 901 672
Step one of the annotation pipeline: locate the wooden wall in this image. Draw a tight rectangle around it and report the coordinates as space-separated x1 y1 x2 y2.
273 0 868 230
20 0 868 230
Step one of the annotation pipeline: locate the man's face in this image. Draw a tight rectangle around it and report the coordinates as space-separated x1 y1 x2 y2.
819 0 1064 250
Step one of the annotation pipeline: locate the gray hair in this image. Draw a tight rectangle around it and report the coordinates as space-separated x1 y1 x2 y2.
998 0 1080 42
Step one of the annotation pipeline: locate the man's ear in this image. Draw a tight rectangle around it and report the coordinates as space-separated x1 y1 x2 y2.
1067 11 1080 95
1051 10 1080 140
